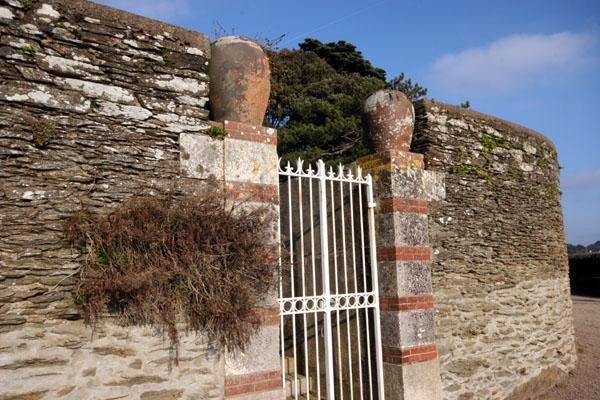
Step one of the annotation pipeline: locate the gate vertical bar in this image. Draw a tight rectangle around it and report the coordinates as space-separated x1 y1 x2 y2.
349 174 365 400
287 165 299 400
358 182 374 398
367 174 385 400
308 170 322 399
297 160 311 399
329 167 344 400
317 160 336 400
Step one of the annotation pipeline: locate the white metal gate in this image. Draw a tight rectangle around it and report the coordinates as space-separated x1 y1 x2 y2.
278 159 385 400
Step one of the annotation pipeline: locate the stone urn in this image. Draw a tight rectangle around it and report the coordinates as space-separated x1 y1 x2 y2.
364 90 415 153
209 36 271 126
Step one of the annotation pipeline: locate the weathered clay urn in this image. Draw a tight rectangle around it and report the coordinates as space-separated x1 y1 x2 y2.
209 36 271 126
364 90 415 152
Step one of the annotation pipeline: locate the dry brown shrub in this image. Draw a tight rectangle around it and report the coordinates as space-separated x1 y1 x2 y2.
64 189 278 364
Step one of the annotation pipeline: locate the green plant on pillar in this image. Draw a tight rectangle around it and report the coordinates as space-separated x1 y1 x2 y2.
205 125 226 140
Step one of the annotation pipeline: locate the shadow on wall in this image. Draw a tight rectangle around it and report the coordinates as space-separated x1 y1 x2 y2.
569 254 600 297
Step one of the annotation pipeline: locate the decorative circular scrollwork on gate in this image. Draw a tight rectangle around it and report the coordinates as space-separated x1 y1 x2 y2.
278 292 377 315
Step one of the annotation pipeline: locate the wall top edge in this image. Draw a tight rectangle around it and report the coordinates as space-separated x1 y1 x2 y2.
47 0 210 53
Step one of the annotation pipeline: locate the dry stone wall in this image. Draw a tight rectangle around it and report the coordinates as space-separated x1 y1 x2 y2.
0 0 211 328
0 1 229 399
412 100 576 400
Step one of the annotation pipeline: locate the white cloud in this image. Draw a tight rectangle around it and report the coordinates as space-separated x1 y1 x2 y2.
93 0 192 20
429 31 598 95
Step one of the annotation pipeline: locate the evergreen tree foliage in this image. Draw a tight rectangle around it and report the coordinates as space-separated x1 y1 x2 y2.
386 72 428 100
298 39 387 81
266 38 426 165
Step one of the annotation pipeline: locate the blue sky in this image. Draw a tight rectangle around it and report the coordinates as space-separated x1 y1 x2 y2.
96 0 600 245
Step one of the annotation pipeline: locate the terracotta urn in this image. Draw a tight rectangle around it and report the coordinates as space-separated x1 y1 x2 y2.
363 90 415 153
209 36 271 126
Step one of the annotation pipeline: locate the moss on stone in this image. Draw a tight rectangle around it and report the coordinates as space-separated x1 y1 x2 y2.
205 125 226 140
31 120 56 148
18 44 38 57
480 133 506 152
450 164 494 187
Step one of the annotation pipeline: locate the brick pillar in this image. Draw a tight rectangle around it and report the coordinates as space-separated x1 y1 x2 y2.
358 90 443 400
179 120 283 399
219 120 285 400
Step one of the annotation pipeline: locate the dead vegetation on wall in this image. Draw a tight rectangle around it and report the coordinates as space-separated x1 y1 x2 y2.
64 189 278 364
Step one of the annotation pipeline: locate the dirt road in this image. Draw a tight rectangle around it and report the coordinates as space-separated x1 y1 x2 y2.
545 296 600 400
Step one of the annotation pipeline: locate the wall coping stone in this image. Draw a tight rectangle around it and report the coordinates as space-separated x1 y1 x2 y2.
48 0 210 54
414 99 557 150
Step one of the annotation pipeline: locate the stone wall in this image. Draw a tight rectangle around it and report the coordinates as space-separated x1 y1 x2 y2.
0 1 283 399
0 0 210 329
412 100 576 400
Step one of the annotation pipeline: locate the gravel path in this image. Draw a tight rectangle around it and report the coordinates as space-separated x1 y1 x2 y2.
545 296 600 400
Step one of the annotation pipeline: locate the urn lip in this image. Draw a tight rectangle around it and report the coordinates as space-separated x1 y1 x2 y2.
211 35 263 51
364 89 412 113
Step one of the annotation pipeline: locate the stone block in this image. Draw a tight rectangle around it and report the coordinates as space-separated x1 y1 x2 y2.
225 325 280 376
388 167 426 200
179 133 224 181
380 309 437 348
1 81 91 113
224 138 278 185
379 261 433 297
376 212 429 248
423 170 446 201
384 358 442 400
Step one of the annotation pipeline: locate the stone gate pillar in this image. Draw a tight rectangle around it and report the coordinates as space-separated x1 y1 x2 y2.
358 90 444 400
207 36 284 400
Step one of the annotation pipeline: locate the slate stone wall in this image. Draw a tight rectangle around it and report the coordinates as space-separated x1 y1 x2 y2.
412 100 576 400
0 1 230 398
0 0 211 327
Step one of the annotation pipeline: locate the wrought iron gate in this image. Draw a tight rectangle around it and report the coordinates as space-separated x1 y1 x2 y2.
278 159 385 400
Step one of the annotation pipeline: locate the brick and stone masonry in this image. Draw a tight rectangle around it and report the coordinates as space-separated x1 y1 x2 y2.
0 1 577 399
0 1 284 399
359 90 444 400
184 120 284 400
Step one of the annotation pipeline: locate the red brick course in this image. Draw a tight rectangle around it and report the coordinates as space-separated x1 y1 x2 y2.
382 345 438 365
221 120 278 145
380 295 434 311
379 198 428 214
251 306 280 326
225 369 282 397
225 182 279 204
377 246 431 261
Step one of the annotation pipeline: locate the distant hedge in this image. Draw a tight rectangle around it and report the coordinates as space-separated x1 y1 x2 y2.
569 253 600 297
